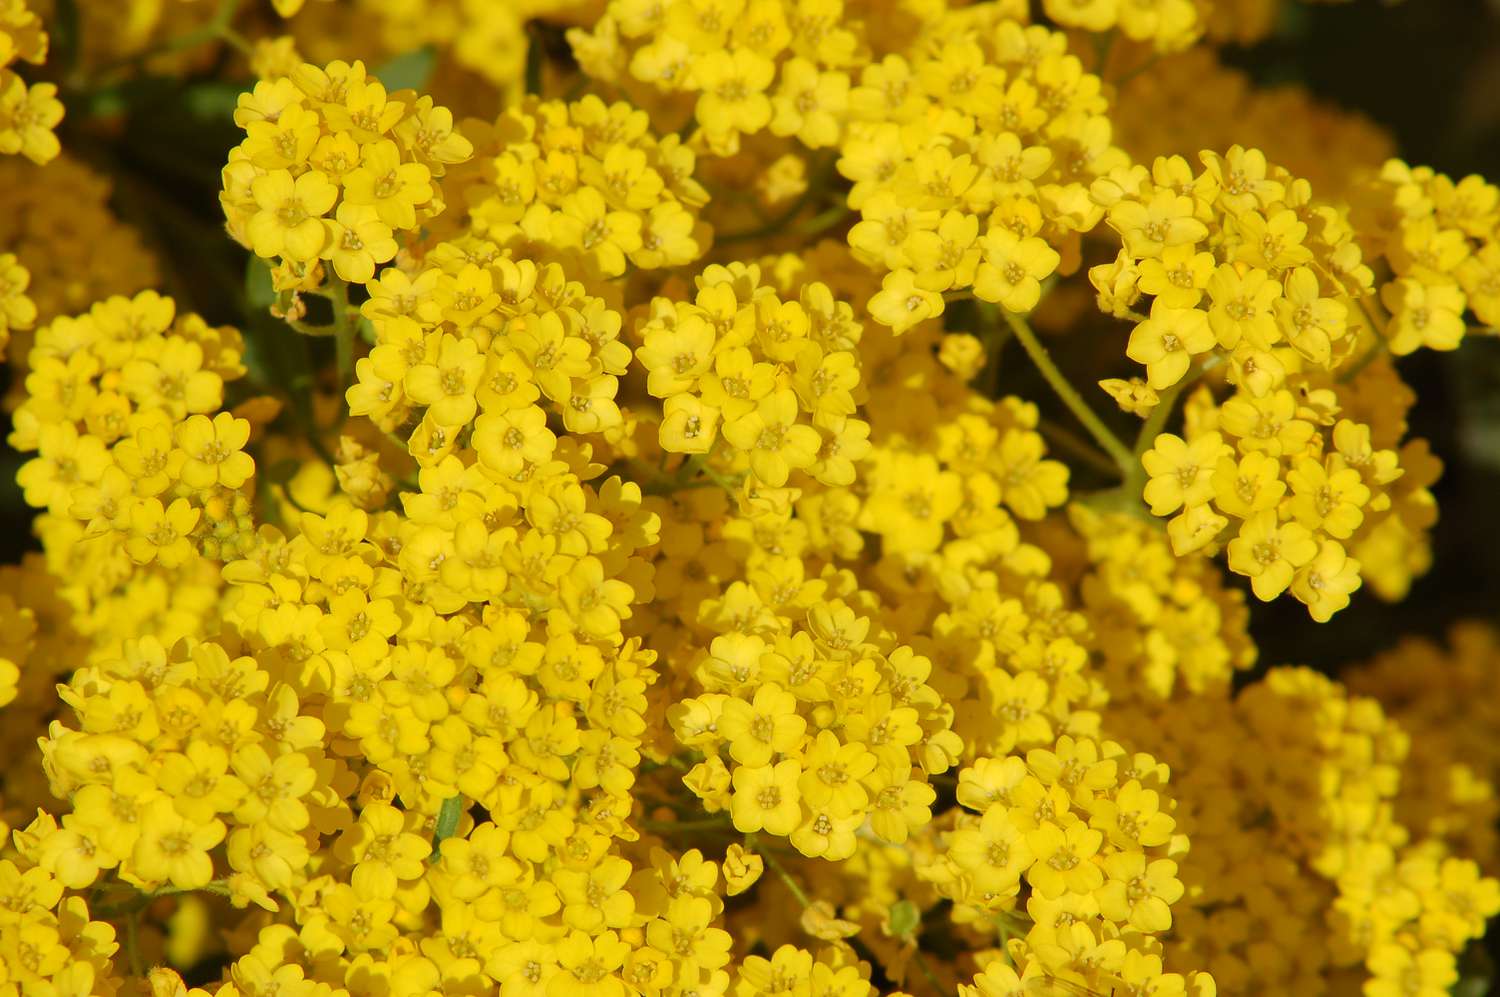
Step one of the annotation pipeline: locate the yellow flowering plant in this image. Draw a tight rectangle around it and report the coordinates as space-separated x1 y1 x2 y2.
0 1 1499 996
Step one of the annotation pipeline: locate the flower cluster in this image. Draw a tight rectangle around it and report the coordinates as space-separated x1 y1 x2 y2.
0 250 32 362
346 247 633 474
1110 666 1500 996
670 603 954 857
1095 147 1440 619
11 292 255 580
222 59 474 289
1071 506 1257 699
1043 0 1202 53
1355 159 1500 347
935 736 1210 997
1348 624 1500 873
0 0 61 165
843 17 1121 335
571 0 874 157
458 95 712 279
636 264 862 484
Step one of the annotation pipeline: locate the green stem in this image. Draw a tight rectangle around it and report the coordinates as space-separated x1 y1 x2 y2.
1125 355 1221 495
92 878 233 919
751 836 812 908
1092 29 1116 74
1004 308 1135 474
636 453 742 496
332 285 356 408
524 21 546 96
1133 356 1220 455
88 0 245 80
640 754 694 773
1339 294 1390 384
125 910 144 976
797 203 852 238
217 24 253 57
1112 53 1162 87
911 949 952 997
305 277 358 428
160 881 231 898
1038 417 1122 479
691 456 744 493
286 317 337 338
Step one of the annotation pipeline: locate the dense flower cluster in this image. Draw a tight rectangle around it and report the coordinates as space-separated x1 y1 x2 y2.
456 95 712 278
0 2 1496 997
222 59 474 290
13 291 254 568
1109 665 1499 996
1348 624 1500 873
1095 147 1444 619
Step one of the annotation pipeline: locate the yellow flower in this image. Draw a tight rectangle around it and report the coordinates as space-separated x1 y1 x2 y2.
694 49 775 142
730 759 803 835
1285 456 1370 539
798 730 877 815
247 168 338 261
473 404 557 478
1227 510 1318 601
947 804 1034 895
721 842 764 895
722 389 821 487
175 412 255 490
1381 277 1467 355
1364 944 1456 997
343 139 433 230
974 228 1061 312
405 333 484 427
1142 432 1230 516
1097 853 1184 932
718 681 806 767
770 59 849 147
1108 190 1208 258
125 497 200 566
321 202 398 283
868 268 944 334
1207 264 1281 350
1024 821 1104 899
1127 301 1215 389
1210 451 1285 519
1290 540 1362 622
132 797 225 890
0 71 63 164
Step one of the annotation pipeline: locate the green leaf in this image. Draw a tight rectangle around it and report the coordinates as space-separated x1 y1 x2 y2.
240 256 317 419
888 899 921 941
373 47 436 93
430 795 465 862
181 80 251 121
245 255 275 311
